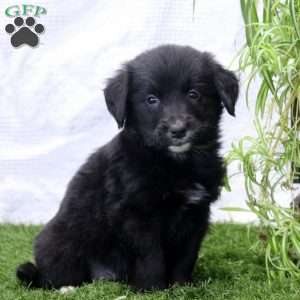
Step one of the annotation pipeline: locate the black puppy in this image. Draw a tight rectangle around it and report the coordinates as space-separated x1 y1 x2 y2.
16 45 238 290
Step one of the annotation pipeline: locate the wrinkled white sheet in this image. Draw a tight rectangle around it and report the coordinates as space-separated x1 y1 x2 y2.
0 0 259 223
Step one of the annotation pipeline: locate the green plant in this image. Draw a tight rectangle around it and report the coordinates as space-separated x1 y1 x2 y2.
227 0 300 282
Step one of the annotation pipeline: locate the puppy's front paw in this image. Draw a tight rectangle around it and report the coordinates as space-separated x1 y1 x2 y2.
59 286 75 294
170 274 193 286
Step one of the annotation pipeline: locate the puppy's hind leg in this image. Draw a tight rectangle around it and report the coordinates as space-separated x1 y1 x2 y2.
16 262 49 288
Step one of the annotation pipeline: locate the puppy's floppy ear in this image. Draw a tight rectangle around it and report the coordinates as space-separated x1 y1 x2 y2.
215 66 239 116
104 67 129 128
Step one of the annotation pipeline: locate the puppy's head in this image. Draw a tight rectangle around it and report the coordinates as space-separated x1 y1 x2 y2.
104 45 238 155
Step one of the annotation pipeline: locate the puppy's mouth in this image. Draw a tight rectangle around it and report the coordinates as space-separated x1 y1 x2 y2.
167 131 193 154
168 142 191 153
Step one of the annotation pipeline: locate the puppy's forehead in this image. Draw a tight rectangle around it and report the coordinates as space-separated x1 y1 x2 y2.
130 46 215 89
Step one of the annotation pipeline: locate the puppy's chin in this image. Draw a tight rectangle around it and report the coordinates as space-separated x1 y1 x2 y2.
167 143 191 161
168 143 191 154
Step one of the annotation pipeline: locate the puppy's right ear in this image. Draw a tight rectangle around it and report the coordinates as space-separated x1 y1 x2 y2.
215 67 239 117
104 68 129 129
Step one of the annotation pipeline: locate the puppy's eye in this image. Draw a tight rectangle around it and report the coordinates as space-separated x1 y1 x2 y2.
146 95 160 106
188 89 201 100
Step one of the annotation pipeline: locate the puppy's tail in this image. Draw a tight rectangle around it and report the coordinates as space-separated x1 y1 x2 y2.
16 262 45 288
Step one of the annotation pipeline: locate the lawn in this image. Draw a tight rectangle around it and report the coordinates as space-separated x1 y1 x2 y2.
0 224 299 300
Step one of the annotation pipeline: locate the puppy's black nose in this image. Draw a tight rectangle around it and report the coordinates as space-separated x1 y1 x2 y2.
170 120 187 139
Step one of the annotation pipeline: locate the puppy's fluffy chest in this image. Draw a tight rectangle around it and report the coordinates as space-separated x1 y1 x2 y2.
114 157 210 213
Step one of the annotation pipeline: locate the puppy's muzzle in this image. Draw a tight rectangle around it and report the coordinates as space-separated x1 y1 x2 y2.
166 119 193 153
170 120 187 139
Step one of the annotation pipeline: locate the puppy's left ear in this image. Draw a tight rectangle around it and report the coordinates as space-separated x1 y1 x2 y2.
215 67 239 116
104 67 129 128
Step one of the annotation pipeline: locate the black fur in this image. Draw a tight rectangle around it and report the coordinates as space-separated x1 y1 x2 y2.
16 45 238 290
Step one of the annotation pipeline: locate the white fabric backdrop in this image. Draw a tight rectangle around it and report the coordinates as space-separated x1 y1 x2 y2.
0 0 258 223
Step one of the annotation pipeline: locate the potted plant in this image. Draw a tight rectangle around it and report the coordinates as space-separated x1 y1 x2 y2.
227 0 300 282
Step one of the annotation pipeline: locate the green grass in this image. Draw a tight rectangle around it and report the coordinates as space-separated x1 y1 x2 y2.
0 224 299 300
